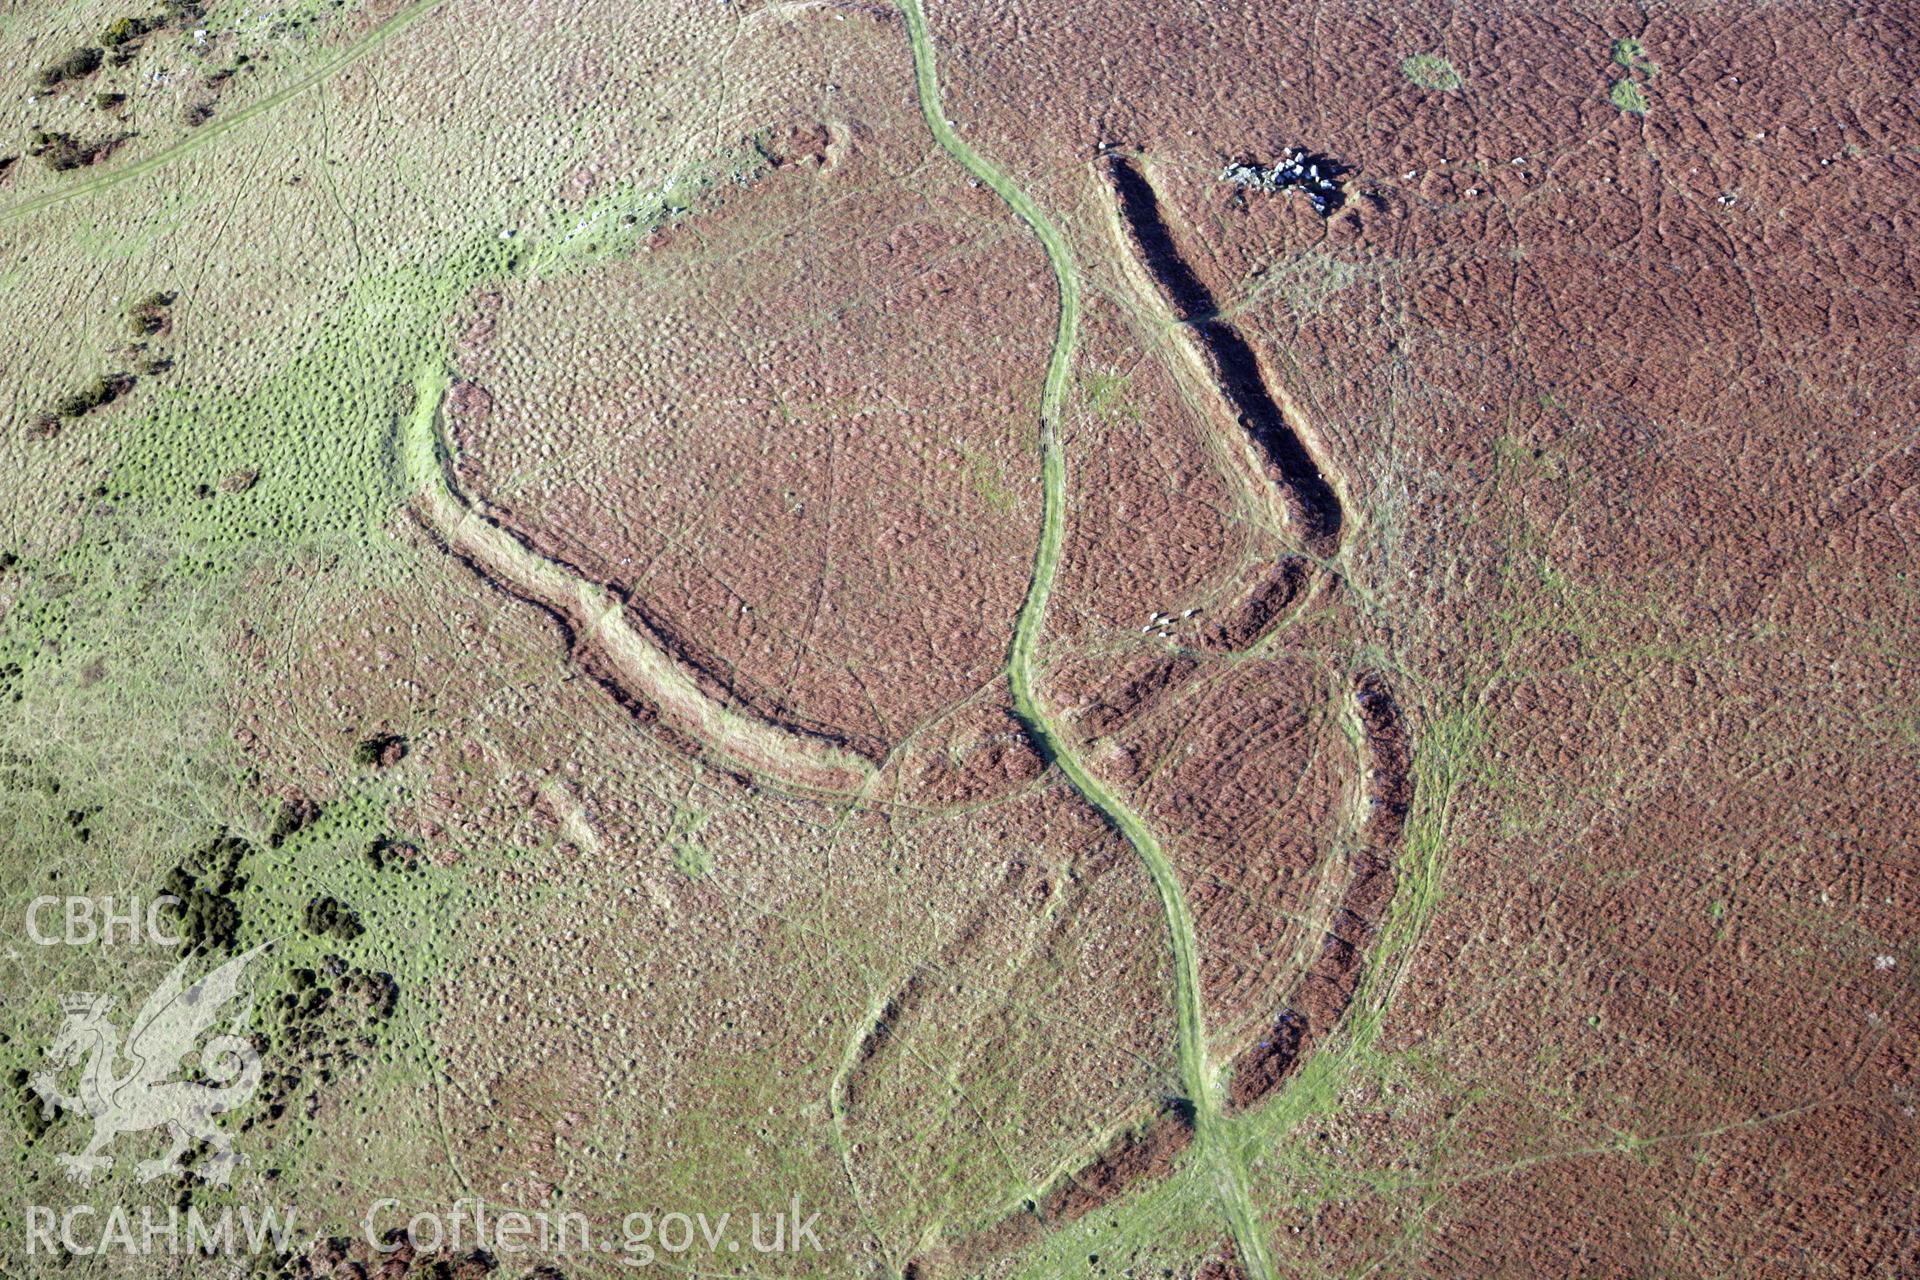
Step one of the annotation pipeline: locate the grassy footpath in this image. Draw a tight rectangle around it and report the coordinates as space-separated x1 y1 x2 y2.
896 3 1276 1275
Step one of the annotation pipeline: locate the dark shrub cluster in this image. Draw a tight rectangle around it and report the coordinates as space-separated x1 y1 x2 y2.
35 46 102 91
52 372 135 419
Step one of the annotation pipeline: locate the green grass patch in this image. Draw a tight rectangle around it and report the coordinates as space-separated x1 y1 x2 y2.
960 443 1016 512
669 806 713 877
1401 53 1461 91
1082 368 1129 416
1610 79 1650 115
1243 249 1362 322
1611 36 1659 75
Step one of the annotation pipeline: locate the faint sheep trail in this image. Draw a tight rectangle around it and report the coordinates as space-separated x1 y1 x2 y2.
895 2 1277 1277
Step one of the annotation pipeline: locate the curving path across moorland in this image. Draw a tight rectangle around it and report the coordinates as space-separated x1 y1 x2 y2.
897 3 1276 1276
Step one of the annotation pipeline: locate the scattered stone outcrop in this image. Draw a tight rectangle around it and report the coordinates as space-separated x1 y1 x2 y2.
1220 147 1349 215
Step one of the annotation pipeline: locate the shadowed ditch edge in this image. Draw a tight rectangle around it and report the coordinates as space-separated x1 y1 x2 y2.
1103 156 1343 552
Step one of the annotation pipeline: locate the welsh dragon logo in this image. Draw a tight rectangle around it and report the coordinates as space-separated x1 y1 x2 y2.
30 945 267 1187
